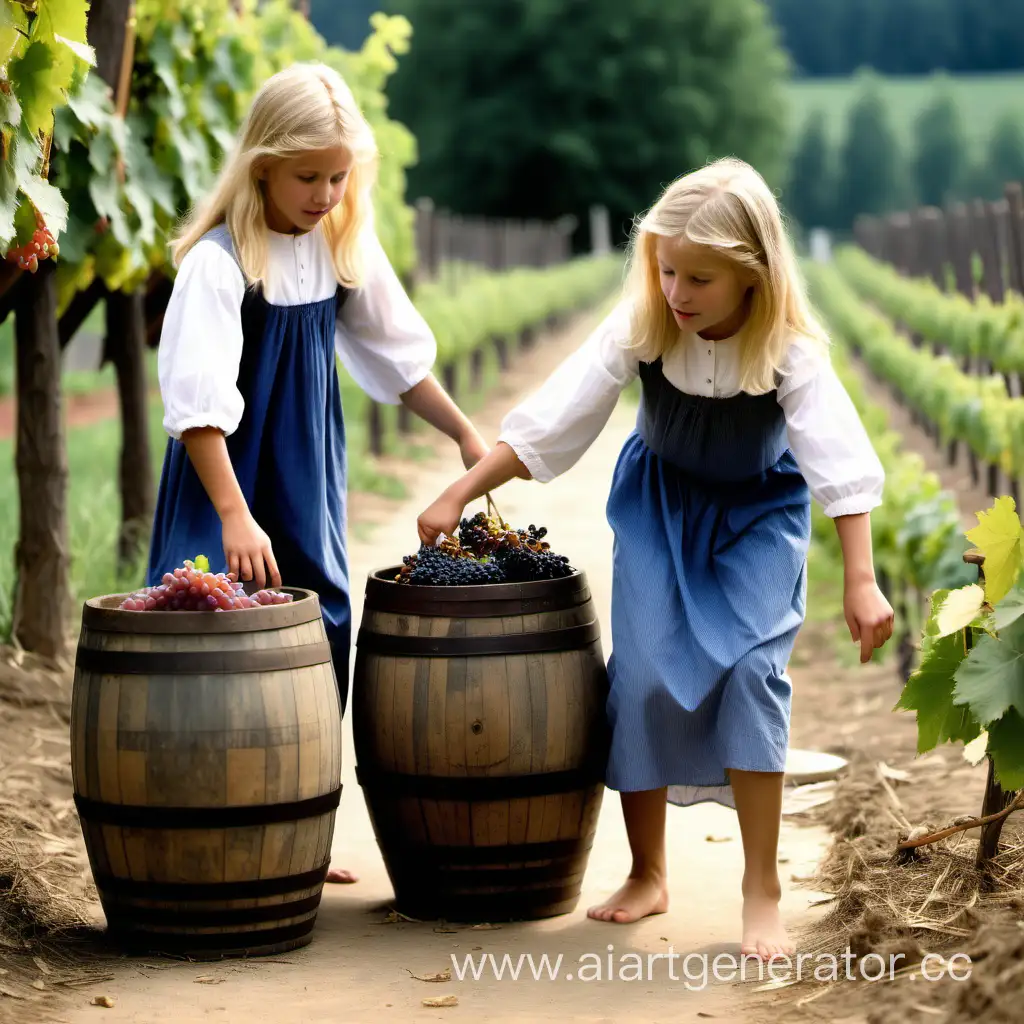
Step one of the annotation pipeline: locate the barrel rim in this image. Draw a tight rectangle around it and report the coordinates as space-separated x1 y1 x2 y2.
81 586 323 633
366 566 587 604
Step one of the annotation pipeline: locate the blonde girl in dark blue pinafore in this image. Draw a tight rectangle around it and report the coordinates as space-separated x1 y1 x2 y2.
147 62 489 886
415 158 894 960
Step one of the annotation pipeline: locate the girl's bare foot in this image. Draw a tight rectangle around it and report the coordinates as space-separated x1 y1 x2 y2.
741 893 793 961
325 866 358 884
587 874 669 923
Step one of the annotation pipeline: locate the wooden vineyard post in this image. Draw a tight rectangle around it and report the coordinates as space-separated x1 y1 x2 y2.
105 291 154 567
90 0 150 574
963 549 1020 871
12 261 70 658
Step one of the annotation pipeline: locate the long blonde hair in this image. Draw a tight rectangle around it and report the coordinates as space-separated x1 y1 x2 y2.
171 62 378 289
622 157 828 394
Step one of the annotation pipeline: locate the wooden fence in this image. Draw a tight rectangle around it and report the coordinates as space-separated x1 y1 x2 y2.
853 181 1024 306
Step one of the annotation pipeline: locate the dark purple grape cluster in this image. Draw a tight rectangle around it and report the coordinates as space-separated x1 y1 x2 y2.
395 513 574 586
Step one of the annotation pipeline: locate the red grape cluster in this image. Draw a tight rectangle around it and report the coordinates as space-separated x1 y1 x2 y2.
5 209 59 273
118 559 293 612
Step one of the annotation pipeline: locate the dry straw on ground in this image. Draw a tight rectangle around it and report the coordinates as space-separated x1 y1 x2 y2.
778 751 1024 1022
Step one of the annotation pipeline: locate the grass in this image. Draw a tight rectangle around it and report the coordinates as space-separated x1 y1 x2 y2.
785 71 1024 150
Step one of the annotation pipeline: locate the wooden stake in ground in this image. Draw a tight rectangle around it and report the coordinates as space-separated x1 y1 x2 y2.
12 261 70 658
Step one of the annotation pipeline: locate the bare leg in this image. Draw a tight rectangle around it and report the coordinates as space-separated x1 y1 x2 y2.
325 866 359 884
587 788 669 923
729 769 793 960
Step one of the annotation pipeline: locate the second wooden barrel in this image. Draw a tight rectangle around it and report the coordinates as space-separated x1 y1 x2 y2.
353 569 610 922
70 588 343 959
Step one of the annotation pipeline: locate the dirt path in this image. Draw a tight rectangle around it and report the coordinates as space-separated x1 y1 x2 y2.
49 306 834 1024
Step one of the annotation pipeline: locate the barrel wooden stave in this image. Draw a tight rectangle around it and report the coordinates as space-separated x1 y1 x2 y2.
353 571 609 922
71 589 342 958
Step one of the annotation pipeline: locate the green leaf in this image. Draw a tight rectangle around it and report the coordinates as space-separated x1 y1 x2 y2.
985 710 1024 790
953 617 1024 726
966 496 1023 605
34 0 90 48
896 606 978 752
993 584 1024 632
54 33 95 67
8 41 65 136
935 583 986 637
20 172 68 237
0 157 17 245
0 86 21 132
1 1 28 67
65 70 115 131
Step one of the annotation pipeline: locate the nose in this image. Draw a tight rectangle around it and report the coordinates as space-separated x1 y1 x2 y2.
313 182 331 207
669 281 689 309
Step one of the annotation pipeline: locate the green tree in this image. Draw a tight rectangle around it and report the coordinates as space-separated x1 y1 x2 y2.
912 83 967 207
962 113 1024 201
385 0 790 245
836 73 910 227
783 110 835 229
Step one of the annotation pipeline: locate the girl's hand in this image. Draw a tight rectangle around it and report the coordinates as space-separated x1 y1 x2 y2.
844 579 894 663
459 428 490 470
417 488 467 547
222 508 281 590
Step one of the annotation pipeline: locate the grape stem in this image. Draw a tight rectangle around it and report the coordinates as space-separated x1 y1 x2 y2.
485 491 505 527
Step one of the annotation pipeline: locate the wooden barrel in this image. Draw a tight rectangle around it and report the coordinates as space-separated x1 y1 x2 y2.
352 568 610 922
70 588 343 959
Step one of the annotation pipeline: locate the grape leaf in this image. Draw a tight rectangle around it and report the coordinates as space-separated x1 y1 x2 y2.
54 33 95 67
0 85 21 131
895 626 978 752
8 41 65 136
962 730 989 766
966 496 1023 605
952 617 1024 726
20 171 68 237
985 709 1024 790
0 155 16 245
34 0 90 48
992 584 1024 632
1 1 27 67
934 584 986 637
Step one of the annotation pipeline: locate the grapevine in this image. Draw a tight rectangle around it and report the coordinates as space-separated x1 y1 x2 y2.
118 556 293 611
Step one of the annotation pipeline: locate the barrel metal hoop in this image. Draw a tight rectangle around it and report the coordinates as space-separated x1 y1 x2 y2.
74 640 334 675
395 882 582 920
363 575 593 617
92 864 330 902
374 836 594 866
107 918 317 951
74 786 342 829
355 620 600 658
355 765 604 800
104 892 323 928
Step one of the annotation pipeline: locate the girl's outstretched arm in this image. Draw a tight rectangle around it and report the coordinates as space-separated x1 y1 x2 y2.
400 374 489 469
417 442 531 546
181 427 281 589
834 512 893 663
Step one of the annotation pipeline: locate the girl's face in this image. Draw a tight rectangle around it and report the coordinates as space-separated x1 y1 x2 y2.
655 236 754 340
262 146 353 234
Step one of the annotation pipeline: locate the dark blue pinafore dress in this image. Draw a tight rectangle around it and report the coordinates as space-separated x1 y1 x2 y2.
146 225 353 712
604 358 811 808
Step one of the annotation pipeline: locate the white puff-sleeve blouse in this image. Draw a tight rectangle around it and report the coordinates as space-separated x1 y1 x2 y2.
497 300 885 518
157 222 436 439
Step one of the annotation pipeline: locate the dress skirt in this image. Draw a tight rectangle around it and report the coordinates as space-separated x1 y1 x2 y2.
146 293 353 713
604 431 811 808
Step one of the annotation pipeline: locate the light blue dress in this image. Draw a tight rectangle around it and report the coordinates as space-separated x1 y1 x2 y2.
604 360 809 807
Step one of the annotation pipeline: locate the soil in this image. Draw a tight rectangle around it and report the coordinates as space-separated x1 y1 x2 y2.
0 310 1019 1024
